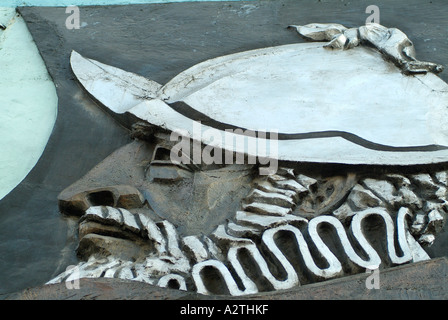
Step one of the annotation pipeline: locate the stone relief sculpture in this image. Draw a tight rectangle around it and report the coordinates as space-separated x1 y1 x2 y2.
47 23 447 296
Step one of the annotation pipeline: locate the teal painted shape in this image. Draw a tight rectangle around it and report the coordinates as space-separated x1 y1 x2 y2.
3 0 250 8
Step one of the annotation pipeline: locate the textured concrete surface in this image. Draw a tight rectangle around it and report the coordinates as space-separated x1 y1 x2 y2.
0 0 447 296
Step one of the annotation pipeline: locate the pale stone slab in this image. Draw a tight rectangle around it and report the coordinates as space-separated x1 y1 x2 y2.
175 43 448 148
70 51 161 114
71 41 448 165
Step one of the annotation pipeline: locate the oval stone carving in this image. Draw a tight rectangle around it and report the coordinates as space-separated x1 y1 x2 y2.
71 32 448 166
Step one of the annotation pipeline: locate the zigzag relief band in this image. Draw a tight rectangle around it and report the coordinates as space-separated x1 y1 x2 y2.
47 167 441 296
191 207 421 296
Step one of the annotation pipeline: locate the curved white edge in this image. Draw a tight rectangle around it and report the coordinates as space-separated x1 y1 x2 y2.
128 99 448 166
0 9 58 201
